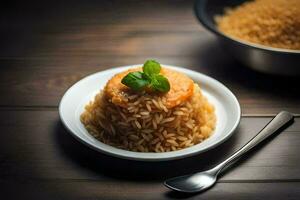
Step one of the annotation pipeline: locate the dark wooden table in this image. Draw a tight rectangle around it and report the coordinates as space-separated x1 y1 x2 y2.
1 1 300 199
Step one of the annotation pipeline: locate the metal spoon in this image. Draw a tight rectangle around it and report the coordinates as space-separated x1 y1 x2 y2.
164 111 294 193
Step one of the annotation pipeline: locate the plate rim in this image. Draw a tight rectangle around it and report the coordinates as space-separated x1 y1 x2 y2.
59 64 241 161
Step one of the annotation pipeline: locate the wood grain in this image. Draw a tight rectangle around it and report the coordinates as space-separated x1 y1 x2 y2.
0 110 299 182
1 180 300 200
1 57 300 114
0 110 299 199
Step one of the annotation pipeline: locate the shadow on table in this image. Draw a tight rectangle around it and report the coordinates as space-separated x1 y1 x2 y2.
54 120 240 182
55 118 289 199
190 39 300 103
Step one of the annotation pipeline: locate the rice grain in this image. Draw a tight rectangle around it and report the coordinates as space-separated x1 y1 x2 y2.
80 84 216 152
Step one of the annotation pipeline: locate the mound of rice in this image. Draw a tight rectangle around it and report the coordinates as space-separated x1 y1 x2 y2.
80 82 216 152
215 0 300 50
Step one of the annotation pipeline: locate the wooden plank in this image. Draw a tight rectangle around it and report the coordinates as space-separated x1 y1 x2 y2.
1 56 300 114
0 110 299 182
1 180 300 200
0 0 199 58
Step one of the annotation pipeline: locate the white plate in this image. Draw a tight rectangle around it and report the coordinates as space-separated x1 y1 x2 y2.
59 65 241 161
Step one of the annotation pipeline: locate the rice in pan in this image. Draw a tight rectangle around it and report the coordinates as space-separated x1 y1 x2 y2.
80 63 216 152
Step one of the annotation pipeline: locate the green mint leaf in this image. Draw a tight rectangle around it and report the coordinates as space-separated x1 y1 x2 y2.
121 71 149 91
121 60 170 93
143 60 161 77
150 74 170 92
141 72 151 81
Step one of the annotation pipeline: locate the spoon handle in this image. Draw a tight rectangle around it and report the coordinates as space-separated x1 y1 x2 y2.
214 111 294 174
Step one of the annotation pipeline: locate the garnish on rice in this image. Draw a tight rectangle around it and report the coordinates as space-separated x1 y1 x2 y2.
81 60 216 153
121 60 170 93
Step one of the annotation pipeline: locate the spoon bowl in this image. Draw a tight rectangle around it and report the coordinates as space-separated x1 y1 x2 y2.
165 168 218 193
